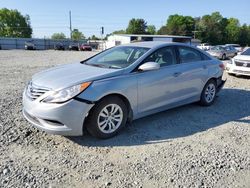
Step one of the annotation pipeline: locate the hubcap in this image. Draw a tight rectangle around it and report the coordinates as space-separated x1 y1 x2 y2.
97 104 123 134
205 83 216 103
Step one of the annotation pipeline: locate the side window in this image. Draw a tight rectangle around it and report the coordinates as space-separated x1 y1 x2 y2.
178 47 203 63
144 47 177 67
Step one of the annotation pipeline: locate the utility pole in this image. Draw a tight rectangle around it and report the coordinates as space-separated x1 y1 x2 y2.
69 11 72 39
101 26 104 50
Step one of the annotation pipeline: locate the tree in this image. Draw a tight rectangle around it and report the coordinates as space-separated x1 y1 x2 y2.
51 32 66 40
126 18 147 34
113 30 126 34
157 26 168 35
164 14 195 36
0 8 32 38
225 18 240 44
196 12 225 45
89 35 100 40
71 29 85 40
146 25 156 35
238 24 250 46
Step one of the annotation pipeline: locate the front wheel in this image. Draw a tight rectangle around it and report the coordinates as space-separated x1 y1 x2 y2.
199 80 217 106
86 96 128 139
222 54 226 60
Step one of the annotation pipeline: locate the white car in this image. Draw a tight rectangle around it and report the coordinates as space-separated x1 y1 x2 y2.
226 48 250 76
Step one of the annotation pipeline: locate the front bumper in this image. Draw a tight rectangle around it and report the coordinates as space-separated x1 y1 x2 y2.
22 91 94 136
226 63 250 76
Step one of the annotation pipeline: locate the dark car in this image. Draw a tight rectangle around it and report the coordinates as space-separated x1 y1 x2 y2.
25 41 36 50
69 43 79 51
80 43 92 51
54 43 65 50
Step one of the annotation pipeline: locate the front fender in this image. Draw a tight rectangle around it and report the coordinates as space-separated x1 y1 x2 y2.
76 73 138 115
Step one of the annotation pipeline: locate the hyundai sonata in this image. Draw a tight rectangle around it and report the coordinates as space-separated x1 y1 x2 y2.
23 42 225 138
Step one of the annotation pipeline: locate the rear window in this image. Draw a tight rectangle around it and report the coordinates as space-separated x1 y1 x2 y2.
178 46 203 63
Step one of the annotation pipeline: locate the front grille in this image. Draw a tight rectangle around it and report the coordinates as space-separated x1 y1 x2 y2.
233 70 250 75
26 82 50 101
235 61 250 67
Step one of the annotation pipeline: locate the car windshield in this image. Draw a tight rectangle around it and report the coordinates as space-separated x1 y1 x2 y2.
83 46 149 69
211 46 224 51
241 48 250 56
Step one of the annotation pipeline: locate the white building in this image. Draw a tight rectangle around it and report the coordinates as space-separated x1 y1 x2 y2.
105 34 192 49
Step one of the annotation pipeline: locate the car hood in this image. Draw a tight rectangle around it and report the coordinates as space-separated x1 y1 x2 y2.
31 62 122 90
234 55 250 61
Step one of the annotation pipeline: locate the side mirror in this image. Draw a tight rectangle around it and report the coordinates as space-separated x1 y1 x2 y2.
138 62 160 72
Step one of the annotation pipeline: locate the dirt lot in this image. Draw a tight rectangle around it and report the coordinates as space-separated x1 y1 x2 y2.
0 50 250 188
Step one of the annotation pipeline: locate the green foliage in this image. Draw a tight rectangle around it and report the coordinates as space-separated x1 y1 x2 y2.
71 29 85 40
111 12 250 46
113 30 126 34
90 35 100 40
157 26 168 35
160 11 250 46
165 14 195 36
0 8 32 38
146 25 156 35
238 24 250 46
51 32 66 40
126 18 147 34
196 12 226 45
225 18 240 44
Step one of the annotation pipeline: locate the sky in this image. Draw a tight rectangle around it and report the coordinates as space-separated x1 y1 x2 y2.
1 0 250 38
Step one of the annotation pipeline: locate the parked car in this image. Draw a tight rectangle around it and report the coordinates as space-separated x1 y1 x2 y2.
197 43 212 51
25 41 36 50
226 47 250 76
207 45 237 60
80 43 92 51
54 43 65 50
69 43 79 51
225 44 243 53
22 42 225 138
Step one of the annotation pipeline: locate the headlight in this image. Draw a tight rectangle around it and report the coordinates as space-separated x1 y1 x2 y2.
43 82 91 103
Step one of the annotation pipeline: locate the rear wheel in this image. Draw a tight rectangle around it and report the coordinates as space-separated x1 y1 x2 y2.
86 96 128 139
199 80 217 106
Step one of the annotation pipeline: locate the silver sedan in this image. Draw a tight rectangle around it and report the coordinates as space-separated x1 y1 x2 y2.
22 42 225 138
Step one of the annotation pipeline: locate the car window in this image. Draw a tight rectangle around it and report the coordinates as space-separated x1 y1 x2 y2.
143 47 177 67
84 46 149 69
241 48 250 55
178 46 202 63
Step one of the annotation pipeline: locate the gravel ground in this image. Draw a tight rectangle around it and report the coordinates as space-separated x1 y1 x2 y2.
0 50 250 188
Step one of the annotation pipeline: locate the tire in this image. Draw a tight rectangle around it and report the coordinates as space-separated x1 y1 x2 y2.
86 96 128 139
199 79 217 106
222 54 226 60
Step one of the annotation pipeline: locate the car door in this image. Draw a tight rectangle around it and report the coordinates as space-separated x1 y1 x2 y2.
176 46 210 99
137 46 185 114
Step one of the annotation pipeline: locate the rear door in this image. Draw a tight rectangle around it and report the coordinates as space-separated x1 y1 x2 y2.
176 46 210 99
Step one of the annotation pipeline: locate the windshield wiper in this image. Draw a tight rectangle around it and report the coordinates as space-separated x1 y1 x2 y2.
108 65 121 69
84 63 106 68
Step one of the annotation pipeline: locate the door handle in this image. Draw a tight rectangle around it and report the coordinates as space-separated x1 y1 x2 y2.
173 72 182 77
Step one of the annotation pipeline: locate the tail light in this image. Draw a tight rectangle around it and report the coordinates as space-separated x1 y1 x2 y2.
219 63 225 70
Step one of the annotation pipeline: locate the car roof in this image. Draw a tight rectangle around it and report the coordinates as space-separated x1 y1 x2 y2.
120 41 190 49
